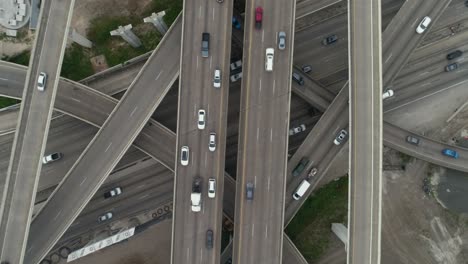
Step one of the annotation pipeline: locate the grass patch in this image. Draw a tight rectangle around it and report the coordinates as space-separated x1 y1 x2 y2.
86 15 162 67
286 176 348 263
61 44 94 81
147 0 183 25
0 97 20 108
3 50 30 66
399 152 412 165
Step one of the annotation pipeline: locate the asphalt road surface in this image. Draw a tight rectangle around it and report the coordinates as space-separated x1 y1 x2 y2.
23 15 181 264
232 0 295 263
348 0 383 263
0 0 75 263
0 0 464 262
171 0 232 263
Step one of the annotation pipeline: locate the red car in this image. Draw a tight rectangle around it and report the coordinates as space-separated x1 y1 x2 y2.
255 6 263 29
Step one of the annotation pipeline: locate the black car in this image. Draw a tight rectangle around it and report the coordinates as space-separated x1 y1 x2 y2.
322 34 338 45
292 72 304 85
206 229 214 249
445 62 458 72
446 50 463 60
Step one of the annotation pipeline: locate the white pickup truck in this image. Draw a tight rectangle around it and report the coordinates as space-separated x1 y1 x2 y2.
191 177 202 212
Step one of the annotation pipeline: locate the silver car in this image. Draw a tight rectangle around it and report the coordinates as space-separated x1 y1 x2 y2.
98 212 113 223
278 31 286 50
213 69 221 88
37 72 47 91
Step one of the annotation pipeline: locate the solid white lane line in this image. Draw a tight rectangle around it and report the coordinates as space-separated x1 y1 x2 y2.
384 53 392 64
273 79 276 94
79 177 87 186
138 194 150 200
53 211 62 221
155 71 162 80
130 107 138 117
105 142 113 153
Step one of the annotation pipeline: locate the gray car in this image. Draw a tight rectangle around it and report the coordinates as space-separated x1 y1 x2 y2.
278 31 286 50
292 72 304 85
445 62 458 72
406 135 420 146
206 229 214 249
246 183 254 200
201 33 210 58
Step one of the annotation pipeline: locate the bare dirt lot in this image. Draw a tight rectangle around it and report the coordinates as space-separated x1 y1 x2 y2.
314 147 468 264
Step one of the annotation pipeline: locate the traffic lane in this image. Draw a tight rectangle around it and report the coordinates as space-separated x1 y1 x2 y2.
206 3 233 257
82 60 147 95
235 0 294 261
64 171 173 240
56 187 174 254
383 122 468 172
26 11 182 263
383 0 452 85
284 93 349 223
172 0 221 263
232 0 267 261
348 0 382 258
294 2 401 81
385 68 468 114
0 0 73 261
0 115 148 195
295 0 341 19
381 0 422 51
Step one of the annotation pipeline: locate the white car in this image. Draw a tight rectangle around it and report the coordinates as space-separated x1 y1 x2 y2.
198 109 206 130
333 129 348 145
230 72 242 82
382 89 394 100
416 16 431 34
209 132 216 152
181 146 189 166
289 124 306 136
265 48 274 72
42 152 63 164
104 187 122 199
208 178 216 198
213 69 221 88
98 212 113 223
37 72 47 91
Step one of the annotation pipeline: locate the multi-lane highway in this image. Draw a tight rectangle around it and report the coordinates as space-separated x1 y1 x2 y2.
0 0 464 260
232 0 295 263
23 14 181 264
348 0 383 263
172 0 232 263
0 0 76 263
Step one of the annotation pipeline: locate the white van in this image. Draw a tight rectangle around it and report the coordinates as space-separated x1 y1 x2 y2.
265 48 274 72
292 180 311 200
